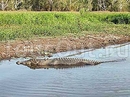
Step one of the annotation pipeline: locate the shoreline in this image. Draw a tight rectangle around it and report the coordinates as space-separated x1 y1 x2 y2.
0 34 130 61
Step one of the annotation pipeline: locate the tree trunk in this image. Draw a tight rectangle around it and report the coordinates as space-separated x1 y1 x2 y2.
0 0 8 11
14 0 22 10
48 0 53 11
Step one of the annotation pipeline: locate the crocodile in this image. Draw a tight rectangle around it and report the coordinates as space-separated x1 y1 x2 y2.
16 58 125 69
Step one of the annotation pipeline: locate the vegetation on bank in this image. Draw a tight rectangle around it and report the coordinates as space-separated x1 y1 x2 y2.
0 11 130 41
0 0 130 12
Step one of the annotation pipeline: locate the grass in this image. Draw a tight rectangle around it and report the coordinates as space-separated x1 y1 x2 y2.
0 11 130 41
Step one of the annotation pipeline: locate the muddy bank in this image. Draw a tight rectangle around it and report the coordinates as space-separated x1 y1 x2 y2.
0 34 130 60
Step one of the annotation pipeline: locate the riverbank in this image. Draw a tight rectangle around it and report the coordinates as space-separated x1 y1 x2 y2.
0 34 130 60
0 12 130 60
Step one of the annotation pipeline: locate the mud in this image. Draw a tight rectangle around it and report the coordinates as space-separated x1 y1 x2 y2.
0 34 130 60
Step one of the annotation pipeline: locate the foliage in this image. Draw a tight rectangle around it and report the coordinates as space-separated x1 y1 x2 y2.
0 0 130 11
105 13 130 24
0 12 130 41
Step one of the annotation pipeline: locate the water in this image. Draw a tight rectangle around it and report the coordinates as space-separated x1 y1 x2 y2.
0 43 130 97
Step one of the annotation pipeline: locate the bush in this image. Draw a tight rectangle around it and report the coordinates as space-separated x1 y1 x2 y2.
105 13 130 24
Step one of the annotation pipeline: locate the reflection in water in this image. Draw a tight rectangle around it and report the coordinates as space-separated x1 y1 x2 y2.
21 64 88 69
0 43 130 97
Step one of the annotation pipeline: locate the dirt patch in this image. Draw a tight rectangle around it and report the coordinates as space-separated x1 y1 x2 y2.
0 34 130 60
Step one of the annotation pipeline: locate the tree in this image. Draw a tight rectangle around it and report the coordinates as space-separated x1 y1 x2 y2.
22 0 33 10
14 0 23 10
109 0 130 11
0 0 129 11
48 0 53 11
0 0 8 11
88 0 92 11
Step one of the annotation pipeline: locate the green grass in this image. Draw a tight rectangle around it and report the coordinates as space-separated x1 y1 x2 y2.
0 11 130 41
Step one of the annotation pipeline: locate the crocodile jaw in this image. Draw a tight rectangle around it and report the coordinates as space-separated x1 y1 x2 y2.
16 60 32 67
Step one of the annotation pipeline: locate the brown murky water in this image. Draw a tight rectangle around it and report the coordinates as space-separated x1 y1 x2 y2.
0 43 130 97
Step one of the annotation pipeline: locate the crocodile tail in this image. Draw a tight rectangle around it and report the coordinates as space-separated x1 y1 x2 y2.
101 58 126 64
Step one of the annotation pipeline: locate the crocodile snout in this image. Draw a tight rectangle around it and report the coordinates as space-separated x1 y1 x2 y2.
16 61 21 65
16 60 32 67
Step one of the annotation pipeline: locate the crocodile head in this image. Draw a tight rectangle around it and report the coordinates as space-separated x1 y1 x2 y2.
16 59 52 69
16 59 33 67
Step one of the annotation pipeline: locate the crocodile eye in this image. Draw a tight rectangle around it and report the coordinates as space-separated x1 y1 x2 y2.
28 62 32 66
